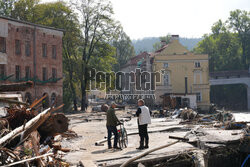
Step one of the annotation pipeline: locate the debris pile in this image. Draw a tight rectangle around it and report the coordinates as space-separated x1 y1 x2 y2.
0 93 72 166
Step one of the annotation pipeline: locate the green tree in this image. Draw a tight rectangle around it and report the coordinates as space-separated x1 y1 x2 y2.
113 29 135 71
0 0 16 16
194 9 249 110
11 0 39 22
153 35 171 51
71 0 120 111
228 9 250 67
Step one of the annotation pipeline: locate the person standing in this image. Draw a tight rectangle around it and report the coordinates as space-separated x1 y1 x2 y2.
106 102 121 149
136 99 151 150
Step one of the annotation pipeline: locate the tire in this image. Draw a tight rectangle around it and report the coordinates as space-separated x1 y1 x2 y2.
122 129 128 148
117 133 122 148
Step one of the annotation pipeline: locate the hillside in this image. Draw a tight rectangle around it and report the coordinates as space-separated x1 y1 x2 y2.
132 37 202 54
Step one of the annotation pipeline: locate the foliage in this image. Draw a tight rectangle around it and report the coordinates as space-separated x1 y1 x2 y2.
194 9 250 110
0 0 16 16
153 34 171 51
113 29 135 71
71 0 121 111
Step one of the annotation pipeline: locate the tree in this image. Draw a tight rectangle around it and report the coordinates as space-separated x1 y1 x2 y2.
194 10 248 110
228 9 250 68
153 35 171 51
71 0 120 111
113 29 135 71
0 0 16 16
11 0 39 22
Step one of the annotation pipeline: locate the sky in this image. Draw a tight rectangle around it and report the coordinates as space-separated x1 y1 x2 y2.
42 0 250 40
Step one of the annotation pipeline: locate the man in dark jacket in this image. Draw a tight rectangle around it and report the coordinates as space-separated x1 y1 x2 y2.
106 102 120 149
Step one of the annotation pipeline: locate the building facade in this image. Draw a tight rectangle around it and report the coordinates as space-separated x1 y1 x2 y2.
152 35 210 110
0 16 63 106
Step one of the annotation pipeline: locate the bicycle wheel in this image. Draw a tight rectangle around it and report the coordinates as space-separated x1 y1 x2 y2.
117 133 122 148
122 129 128 148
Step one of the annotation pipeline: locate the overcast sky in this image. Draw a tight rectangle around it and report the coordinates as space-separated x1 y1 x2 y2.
42 0 250 40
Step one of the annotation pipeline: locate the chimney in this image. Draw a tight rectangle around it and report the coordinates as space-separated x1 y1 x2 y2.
171 35 179 41
161 40 166 48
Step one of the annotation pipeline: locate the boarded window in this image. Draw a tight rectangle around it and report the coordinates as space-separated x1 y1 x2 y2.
15 40 21 55
42 43 47 57
25 41 31 56
15 65 21 80
52 45 56 59
0 64 5 76
42 67 47 81
52 68 57 79
0 37 6 53
25 66 30 79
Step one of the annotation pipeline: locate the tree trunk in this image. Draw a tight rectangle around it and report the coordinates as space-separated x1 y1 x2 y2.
69 68 77 112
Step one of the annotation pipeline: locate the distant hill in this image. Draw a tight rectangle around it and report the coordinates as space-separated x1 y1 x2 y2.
132 37 202 55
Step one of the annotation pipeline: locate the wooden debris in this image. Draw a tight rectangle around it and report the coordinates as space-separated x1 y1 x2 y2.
0 81 33 92
39 113 69 137
0 94 70 167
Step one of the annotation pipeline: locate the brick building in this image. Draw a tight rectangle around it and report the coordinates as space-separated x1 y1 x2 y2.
0 16 63 106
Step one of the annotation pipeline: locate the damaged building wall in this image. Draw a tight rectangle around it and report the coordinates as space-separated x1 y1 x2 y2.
0 16 63 106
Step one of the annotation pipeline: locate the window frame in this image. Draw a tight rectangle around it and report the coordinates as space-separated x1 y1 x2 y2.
196 92 202 102
15 65 21 80
15 39 21 55
25 41 31 57
0 64 5 76
52 68 57 79
0 37 6 53
42 43 47 57
25 66 30 79
52 45 57 59
195 61 201 68
42 67 47 81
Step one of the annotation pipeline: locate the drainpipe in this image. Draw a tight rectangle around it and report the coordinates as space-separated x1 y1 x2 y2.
33 26 37 98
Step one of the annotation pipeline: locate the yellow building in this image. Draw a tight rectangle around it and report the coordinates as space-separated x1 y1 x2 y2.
152 35 210 110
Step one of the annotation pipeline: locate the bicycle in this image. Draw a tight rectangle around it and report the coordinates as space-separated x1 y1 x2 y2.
117 121 128 149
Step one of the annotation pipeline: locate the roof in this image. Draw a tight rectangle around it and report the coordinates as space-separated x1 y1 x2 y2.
154 39 189 55
0 15 64 32
120 51 150 69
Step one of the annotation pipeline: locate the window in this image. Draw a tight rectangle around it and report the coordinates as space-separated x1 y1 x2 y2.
196 92 202 102
52 45 56 59
0 37 6 53
15 40 21 55
42 43 47 57
15 65 21 80
42 67 47 81
25 92 32 104
25 41 31 56
163 63 168 68
0 64 5 76
194 71 202 84
52 68 57 79
195 61 201 68
25 66 30 79
51 93 56 105
163 73 170 86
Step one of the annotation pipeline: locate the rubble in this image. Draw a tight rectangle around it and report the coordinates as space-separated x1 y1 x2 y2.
0 93 71 166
